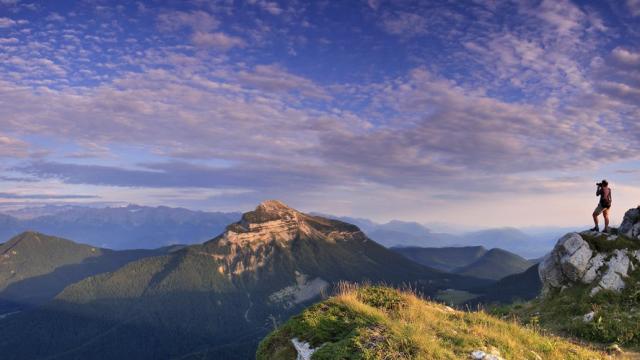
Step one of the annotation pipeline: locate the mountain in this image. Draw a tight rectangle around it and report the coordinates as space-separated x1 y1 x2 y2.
462 227 538 257
320 214 557 258
453 248 535 280
392 246 487 272
467 264 542 306
257 286 606 359
0 201 488 360
0 232 166 312
0 205 241 249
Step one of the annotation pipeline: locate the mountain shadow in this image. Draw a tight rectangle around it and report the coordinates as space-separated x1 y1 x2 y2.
0 232 170 310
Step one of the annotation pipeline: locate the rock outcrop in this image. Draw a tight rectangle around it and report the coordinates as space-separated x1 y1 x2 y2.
539 208 640 296
619 207 640 240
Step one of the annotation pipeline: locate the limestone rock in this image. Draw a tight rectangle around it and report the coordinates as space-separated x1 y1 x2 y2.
591 250 630 295
582 253 605 284
470 350 504 360
557 233 593 282
619 207 640 240
539 233 593 293
583 311 595 322
291 338 316 360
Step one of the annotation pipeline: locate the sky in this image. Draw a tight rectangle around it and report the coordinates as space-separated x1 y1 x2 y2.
0 0 639 228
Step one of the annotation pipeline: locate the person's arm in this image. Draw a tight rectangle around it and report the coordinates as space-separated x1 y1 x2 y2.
597 186 602 196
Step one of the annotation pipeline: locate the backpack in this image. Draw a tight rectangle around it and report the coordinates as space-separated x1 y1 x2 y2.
601 189 612 208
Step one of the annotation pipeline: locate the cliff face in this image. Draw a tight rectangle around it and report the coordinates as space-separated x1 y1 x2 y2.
539 208 640 297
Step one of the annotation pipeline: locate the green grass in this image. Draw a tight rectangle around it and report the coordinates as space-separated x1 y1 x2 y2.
501 264 640 348
580 231 640 253
257 285 606 359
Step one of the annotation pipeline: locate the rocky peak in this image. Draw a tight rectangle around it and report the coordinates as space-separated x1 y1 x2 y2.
539 207 640 296
243 200 300 224
217 201 311 250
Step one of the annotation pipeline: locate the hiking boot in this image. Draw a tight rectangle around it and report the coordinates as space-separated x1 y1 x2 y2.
603 227 610 234
590 226 599 232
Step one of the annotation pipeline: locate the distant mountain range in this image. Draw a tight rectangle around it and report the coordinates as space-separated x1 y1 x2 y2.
0 205 241 249
392 246 536 280
323 216 569 258
0 205 569 257
0 201 489 360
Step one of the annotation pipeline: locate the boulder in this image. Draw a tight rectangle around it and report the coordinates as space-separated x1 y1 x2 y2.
539 233 592 293
557 233 593 282
619 208 640 240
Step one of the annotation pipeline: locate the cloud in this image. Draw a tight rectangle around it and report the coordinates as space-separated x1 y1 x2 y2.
0 134 29 157
628 0 640 17
157 10 219 32
367 0 381 10
611 47 640 67
45 12 65 22
0 192 99 199
236 64 330 99
380 11 428 36
14 160 338 191
190 31 246 50
530 0 585 35
248 0 284 15
0 17 16 27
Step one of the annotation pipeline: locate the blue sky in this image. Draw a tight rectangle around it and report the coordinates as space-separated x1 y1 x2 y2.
1 0 639 227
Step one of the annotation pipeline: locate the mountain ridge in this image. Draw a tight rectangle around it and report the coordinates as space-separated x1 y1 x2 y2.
0 201 489 360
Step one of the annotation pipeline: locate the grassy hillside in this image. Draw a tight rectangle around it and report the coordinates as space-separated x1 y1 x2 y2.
0 231 166 308
454 248 534 280
392 246 487 272
257 285 606 359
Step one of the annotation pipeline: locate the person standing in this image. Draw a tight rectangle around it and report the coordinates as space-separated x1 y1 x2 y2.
591 180 612 233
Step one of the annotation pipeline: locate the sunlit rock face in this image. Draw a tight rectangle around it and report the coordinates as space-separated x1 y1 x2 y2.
210 200 369 276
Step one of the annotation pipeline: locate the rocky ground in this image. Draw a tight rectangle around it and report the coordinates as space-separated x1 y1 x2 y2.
502 207 640 355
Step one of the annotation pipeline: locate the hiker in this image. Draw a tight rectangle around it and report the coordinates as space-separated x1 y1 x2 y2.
591 180 612 233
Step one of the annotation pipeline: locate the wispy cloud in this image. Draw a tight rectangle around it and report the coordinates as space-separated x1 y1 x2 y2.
0 0 639 226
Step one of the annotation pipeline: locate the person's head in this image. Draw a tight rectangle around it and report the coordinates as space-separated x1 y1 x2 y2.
600 180 609 187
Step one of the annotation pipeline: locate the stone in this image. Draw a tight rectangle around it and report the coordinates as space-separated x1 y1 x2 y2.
619 208 640 240
557 233 593 282
470 350 504 360
539 252 563 291
539 233 593 294
583 311 595 322
590 250 631 296
582 253 605 284
291 338 316 360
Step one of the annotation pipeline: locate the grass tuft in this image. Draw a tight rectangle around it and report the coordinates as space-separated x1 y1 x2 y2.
257 285 607 359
